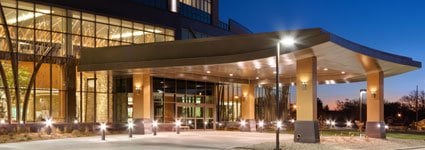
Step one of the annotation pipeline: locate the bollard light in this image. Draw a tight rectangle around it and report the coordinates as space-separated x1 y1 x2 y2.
240 120 246 127
128 121 135 138
175 119 181 134
74 119 78 124
290 119 295 123
330 121 336 126
204 121 208 131
276 120 282 129
346 121 352 128
258 120 264 133
152 120 158 136
325 120 331 125
100 123 107 141
0 119 5 125
385 125 389 130
188 120 192 125
377 124 381 128
45 118 53 135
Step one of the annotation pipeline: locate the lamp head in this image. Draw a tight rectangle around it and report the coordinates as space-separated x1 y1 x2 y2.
100 123 107 131
280 37 296 47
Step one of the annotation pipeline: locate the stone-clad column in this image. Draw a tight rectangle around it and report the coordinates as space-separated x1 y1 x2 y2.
294 57 319 143
241 84 256 132
133 73 152 134
365 71 386 138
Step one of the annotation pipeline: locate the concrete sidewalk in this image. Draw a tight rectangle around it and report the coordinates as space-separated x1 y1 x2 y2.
0 131 287 150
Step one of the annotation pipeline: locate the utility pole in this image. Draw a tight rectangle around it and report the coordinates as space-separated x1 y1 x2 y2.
416 85 419 126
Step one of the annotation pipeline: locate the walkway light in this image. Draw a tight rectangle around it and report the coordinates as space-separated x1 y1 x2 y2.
152 120 158 136
240 120 246 127
175 119 181 134
74 119 78 124
128 121 135 138
276 120 282 129
346 121 352 128
377 124 381 128
385 125 389 130
258 120 265 132
397 113 402 118
204 121 208 131
330 121 336 126
325 120 331 125
45 118 53 135
290 119 295 123
0 119 5 125
100 123 107 141
188 120 192 125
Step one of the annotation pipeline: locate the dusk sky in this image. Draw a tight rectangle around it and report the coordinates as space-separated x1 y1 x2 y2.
220 0 425 108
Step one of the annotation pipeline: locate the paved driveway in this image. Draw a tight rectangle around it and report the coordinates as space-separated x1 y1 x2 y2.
0 131 289 150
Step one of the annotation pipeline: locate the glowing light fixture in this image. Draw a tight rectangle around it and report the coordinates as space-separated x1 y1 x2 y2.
175 119 181 134
276 120 282 129
152 120 158 136
100 122 107 140
280 37 296 47
258 120 264 128
128 121 135 138
346 121 352 127
240 120 247 127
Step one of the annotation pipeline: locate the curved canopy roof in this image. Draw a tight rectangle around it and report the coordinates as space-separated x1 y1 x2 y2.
79 28 421 85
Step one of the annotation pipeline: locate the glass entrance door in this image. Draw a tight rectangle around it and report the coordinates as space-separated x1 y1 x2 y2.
177 104 214 130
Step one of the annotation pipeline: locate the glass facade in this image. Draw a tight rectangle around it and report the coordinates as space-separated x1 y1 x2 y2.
0 0 175 124
179 0 211 14
179 0 211 24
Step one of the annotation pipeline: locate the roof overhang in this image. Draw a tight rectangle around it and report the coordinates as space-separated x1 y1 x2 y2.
78 28 421 85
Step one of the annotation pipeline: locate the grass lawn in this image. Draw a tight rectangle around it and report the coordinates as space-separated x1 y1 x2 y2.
318 130 425 140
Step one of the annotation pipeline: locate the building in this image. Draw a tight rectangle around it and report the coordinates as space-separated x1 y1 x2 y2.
0 0 250 126
0 0 421 143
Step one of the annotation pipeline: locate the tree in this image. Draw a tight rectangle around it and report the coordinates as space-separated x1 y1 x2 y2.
399 90 425 111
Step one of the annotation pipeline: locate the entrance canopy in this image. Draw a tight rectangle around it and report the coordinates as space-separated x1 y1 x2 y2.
79 28 421 85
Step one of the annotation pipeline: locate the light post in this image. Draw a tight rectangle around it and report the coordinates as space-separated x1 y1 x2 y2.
275 37 296 150
45 118 53 135
175 119 181 134
128 121 135 138
359 89 366 123
152 120 158 136
359 89 366 132
100 123 107 141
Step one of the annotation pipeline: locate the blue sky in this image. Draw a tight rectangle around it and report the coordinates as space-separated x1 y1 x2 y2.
220 0 425 108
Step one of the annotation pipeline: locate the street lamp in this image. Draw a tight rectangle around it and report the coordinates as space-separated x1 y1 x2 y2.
128 121 135 138
359 89 367 123
45 118 53 135
100 123 107 141
175 119 181 134
275 37 296 150
152 120 158 136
